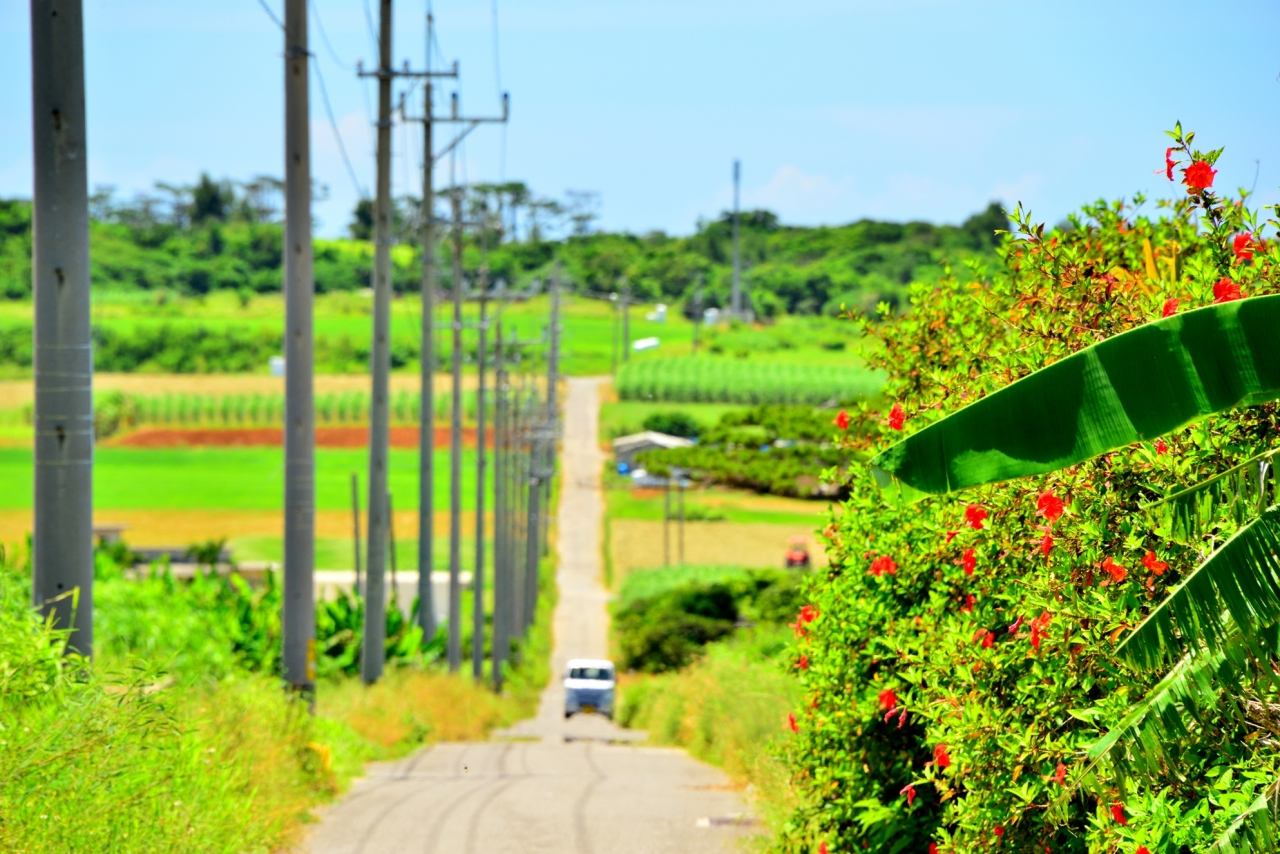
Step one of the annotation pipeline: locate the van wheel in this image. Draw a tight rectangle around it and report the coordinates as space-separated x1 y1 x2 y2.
564 711 572 719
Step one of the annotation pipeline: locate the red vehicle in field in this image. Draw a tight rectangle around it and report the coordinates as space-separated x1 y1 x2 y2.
785 536 811 569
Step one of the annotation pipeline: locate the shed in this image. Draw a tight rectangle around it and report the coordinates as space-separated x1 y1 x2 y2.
611 431 694 470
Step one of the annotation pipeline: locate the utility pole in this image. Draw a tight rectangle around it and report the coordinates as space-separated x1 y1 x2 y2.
472 286 488 679
621 279 631 362
359 0 393 685
731 159 742 319
31 0 94 655
282 0 316 697
411 12 459 643
691 273 703 355
491 322 508 689
610 292 619 374
541 275 560 556
351 473 362 598
447 187 465 673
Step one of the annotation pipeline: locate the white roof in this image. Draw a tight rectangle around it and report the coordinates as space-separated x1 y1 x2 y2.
566 658 614 669
611 431 694 453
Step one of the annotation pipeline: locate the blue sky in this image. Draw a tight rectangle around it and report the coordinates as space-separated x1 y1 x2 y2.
2 1 1278 238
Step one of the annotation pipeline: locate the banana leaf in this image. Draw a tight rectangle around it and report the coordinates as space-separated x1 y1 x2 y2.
870 295 1280 499
1143 448 1277 543
1118 505 1280 671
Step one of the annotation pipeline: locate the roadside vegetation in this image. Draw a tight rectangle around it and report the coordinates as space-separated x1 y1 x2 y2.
0 534 556 852
785 129 1280 853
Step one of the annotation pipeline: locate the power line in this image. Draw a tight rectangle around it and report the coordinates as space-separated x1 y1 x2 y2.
308 0 348 67
312 55 367 199
256 0 284 29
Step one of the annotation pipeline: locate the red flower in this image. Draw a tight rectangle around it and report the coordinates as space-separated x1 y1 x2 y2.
790 620 808 639
994 825 1004 839
1154 438 1168 456
1161 297 1179 318
981 630 995 649
833 409 850 430
961 593 976 614
1040 531 1054 557
786 712 798 733
818 843 828 854
961 548 976 577
797 655 809 670
887 402 906 431
878 687 898 712
944 530 958 544
1030 611 1052 650
1037 490 1065 523
929 844 938 854
964 504 988 530
799 605 819 623
1143 550 1169 575
1214 278 1243 303
1137 848 1151 854
1055 762 1067 785
1008 614 1025 634
896 707 908 728
1183 159 1217 190
1102 556 1127 584
1164 147 1176 181
933 744 951 769
869 555 898 577
1234 233 1257 262
901 783 917 806
1111 802 1127 826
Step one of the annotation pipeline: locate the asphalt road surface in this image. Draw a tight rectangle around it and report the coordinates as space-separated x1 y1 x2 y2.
303 377 749 854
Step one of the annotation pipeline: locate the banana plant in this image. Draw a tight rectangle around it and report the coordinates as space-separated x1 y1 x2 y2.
868 295 1280 847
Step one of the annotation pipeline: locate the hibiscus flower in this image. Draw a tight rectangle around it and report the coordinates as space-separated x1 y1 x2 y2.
964 503 988 530
900 783 916 806
1037 490 1065 522
1102 556 1126 584
878 687 898 712
961 548 976 577
1234 233 1257 262
1161 297 1179 318
869 555 898 577
1111 802 1128 826
1164 147 1176 181
1214 278 1243 303
933 744 951 769
786 712 798 733
887 402 906 431
1183 159 1216 190
1154 438 1168 456
1143 550 1169 575
833 409 850 430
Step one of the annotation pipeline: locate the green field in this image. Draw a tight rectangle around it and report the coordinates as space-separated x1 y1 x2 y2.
0 446 484 511
1 291 873 378
598 400 743 440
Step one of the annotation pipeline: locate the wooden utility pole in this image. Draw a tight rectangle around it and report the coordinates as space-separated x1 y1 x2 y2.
30 0 94 655
731 160 742 318
359 0 394 685
282 0 316 697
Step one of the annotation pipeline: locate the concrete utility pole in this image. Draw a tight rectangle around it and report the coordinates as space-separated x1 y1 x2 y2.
360 0 394 685
447 188 465 673
491 322 508 689
31 0 93 655
731 159 742 319
471 287 488 679
417 71 437 641
282 0 316 695
542 271 561 555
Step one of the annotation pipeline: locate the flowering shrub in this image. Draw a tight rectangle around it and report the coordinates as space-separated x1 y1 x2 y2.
782 127 1280 853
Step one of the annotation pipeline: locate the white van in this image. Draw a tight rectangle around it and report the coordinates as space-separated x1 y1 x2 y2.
563 658 616 719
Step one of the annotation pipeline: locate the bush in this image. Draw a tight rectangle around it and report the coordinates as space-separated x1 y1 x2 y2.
785 132 1280 853
641 409 702 438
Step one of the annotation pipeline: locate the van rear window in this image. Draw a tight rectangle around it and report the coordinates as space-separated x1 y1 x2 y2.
569 667 613 681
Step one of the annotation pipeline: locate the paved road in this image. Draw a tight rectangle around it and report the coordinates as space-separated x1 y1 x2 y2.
304 377 749 854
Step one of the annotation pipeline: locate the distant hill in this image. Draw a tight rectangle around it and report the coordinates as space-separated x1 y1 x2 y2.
0 178 1006 316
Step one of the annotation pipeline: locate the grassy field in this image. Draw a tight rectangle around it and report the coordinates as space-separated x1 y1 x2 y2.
0 291 870 377
598 400 743 440
0 446 483 512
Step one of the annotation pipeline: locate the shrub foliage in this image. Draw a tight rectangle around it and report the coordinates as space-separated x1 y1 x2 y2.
785 130 1280 853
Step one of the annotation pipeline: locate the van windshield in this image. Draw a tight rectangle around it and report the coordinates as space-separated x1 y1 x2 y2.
569 667 613 681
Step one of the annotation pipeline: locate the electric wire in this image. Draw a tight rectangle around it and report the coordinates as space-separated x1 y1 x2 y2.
256 0 284 30
312 54 368 199
308 0 349 68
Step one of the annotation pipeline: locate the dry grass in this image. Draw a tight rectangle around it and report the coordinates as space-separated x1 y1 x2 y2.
609 519 828 581
319 669 517 751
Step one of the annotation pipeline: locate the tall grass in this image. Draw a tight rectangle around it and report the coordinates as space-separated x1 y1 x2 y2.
617 627 802 834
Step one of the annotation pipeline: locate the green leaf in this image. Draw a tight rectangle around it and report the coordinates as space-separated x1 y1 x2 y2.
1144 448 1278 542
869 296 1280 499
1210 783 1278 854
1118 505 1280 671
